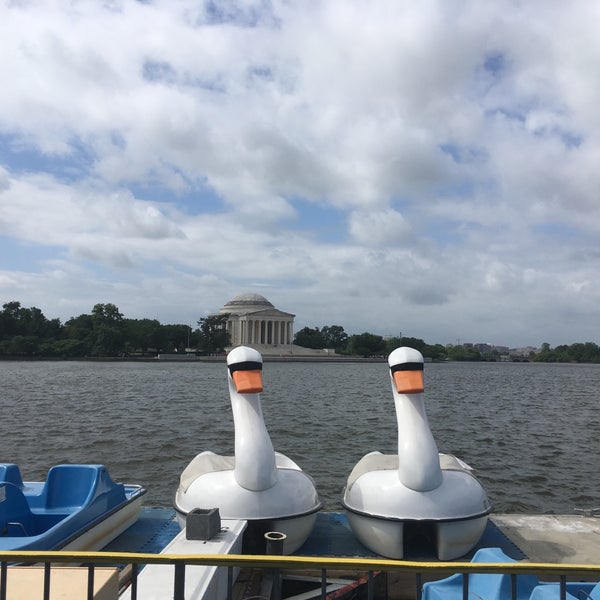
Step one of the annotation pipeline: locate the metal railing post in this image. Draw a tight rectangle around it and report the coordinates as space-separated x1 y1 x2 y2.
368 570 374 600
415 572 422 600
43 562 51 600
130 563 139 600
174 562 186 600
1 561 7 600
227 566 233 600
87 564 95 600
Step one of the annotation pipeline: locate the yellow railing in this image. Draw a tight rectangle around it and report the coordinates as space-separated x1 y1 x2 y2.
2 550 600 600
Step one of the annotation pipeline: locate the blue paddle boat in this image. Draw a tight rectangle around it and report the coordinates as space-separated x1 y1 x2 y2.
421 546 599 600
0 463 146 551
422 547 539 600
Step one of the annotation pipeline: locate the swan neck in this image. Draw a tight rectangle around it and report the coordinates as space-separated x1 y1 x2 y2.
230 381 278 491
394 391 442 491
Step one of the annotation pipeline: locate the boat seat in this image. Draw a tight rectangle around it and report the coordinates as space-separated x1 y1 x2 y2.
0 482 34 537
529 580 600 600
0 464 24 487
421 547 539 600
43 465 105 509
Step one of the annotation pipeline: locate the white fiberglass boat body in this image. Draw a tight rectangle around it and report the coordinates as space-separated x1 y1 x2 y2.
174 346 321 554
342 347 491 559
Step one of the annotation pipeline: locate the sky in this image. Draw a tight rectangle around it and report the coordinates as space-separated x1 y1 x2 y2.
1 0 600 349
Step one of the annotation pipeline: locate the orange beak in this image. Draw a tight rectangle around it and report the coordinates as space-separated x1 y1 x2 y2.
393 370 424 394
232 370 263 394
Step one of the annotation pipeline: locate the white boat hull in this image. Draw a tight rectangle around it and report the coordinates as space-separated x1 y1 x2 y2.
343 456 490 559
346 510 489 560
175 460 321 555
61 494 144 552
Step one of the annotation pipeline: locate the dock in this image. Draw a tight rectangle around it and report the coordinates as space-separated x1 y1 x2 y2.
3 511 600 600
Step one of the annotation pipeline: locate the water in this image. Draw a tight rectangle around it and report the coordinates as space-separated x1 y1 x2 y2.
1 360 599 514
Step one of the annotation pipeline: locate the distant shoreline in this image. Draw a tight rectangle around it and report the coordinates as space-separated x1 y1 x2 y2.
0 355 535 363
0 354 387 363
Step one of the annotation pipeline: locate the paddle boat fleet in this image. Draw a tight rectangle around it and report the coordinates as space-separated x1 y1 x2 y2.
3 345 600 600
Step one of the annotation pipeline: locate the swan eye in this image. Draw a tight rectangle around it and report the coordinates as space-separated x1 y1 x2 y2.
228 360 262 374
390 362 424 394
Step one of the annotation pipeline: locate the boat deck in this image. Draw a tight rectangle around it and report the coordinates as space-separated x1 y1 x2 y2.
104 510 525 560
104 509 600 565
3 511 600 600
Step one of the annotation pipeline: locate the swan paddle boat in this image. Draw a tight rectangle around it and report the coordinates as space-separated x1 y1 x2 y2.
0 463 146 551
174 346 322 554
342 346 491 560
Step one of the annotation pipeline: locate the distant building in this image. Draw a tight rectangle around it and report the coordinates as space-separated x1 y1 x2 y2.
214 293 295 350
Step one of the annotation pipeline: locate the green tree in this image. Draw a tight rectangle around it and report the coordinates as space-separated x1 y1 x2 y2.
446 345 482 361
347 332 386 357
90 303 125 356
0 302 63 356
64 314 94 355
293 326 326 349
0 301 23 337
426 343 448 361
197 314 230 354
321 325 348 352
568 342 600 363
161 324 191 353
533 342 556 362
123 318 165 355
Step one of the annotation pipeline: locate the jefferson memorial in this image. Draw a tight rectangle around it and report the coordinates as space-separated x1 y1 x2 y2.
214 293 334 356
214 293 295 351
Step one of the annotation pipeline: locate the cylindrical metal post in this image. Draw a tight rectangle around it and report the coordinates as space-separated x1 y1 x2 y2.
264 532 287 600
264 531 287 555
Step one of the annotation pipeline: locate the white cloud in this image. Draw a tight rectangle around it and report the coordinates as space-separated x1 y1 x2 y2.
1 0 600 347
348 209 412 246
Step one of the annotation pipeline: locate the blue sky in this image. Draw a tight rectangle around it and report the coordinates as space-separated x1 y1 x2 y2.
1 0 600 348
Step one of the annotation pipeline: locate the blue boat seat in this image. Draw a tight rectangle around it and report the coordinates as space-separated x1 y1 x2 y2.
422 547 539 600
0 464 24 487
43 465 105 509
529 580 600 600
0 482 34 537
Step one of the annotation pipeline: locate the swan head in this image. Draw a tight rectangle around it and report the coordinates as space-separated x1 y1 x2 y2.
227 346 263 395
388 346 424 394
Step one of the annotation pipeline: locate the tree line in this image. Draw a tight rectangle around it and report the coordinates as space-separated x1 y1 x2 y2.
0 301 229 358
294 326 474 360
1 300 599 362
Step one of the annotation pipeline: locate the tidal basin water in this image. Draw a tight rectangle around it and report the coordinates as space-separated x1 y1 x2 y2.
1 359 599 514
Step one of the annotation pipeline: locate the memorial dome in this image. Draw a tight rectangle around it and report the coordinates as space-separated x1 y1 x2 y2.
220 294 275 315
